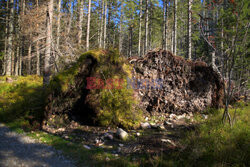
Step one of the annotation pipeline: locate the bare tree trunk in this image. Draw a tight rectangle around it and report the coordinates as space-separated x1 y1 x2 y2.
138 0 142 56
86 0 91 50
56 0 61 48
15 43 19 76
148 2 152 50
187 0 192 59
44 0 54 86
36 0 40 75
3 0 9 75
78 0 83 45
163 0 168 50
6 0 14 76
103 0 107 49
19 0 25 76
28 43 31 75
145 0 149 54
129 25 132 57
119 1 123 53
67 0 72 35
99 0 104 48
173 0 177 55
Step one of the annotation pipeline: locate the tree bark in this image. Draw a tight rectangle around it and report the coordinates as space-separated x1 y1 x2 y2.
173 0 177 55
28 43 31 74
3 0 9 75
44 0 54 86
6 0 14 76
56 0 61 48
103 0 107 49
119 1 123 53
163 0 168 50
145 0 149 54
86 0 91 50
99 0 104 48
187 0 192 59
67 0 72 35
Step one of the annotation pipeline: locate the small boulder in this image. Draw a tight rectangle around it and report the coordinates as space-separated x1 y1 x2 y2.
116 128 128 140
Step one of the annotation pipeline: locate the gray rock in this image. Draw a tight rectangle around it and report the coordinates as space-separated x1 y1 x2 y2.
116 128 128 140
140 122 151 129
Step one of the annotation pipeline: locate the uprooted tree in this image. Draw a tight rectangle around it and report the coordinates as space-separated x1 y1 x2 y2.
43 49 224 129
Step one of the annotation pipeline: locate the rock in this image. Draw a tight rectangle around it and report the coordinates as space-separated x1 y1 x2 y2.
116 128 128 140
104 133 114 140
140 122 151 129
83 145 91 150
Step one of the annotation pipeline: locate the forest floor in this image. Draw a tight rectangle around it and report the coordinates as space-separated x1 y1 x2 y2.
0 76 249 167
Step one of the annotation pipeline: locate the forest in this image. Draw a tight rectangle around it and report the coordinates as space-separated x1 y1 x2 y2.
0 0 249 166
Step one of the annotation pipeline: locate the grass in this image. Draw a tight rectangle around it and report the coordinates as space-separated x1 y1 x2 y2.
0 75 249 166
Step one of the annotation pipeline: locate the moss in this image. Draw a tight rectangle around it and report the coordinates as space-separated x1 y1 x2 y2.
0 75 44 130
46 49 142 129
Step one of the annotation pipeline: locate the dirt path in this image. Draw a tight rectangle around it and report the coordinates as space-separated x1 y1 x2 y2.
0 123 75 167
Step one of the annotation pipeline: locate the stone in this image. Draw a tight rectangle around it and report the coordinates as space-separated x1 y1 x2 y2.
140 122 151 129
116 128 128 140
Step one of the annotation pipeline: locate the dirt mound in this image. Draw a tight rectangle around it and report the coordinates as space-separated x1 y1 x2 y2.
131 49 224 114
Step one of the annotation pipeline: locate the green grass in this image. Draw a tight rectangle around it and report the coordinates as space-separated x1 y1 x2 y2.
155 104 250 167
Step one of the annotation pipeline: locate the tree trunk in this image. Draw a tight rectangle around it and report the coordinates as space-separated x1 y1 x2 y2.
86 0 91 51
78 0 84 45
119 1 123 53
67 0 72 35
163 0 168 50
103 0 107 49
173 0 177 55
99 0 104 48
56 0 61 48
145 0 149 54
44 0 54 86
148 2 152 50
28 43 31 75
129 25 132 57
6 0 14 76
187 0 192 59
36 0 40 75
3 0 9 75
